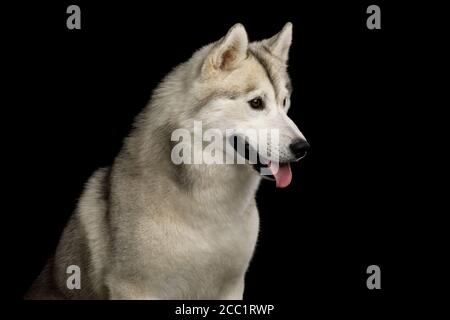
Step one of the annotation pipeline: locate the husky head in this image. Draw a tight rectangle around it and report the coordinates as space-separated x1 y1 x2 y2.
164 23 309 188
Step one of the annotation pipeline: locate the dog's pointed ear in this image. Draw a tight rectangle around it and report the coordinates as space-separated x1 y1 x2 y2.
265 22 293 62
202 24 248 76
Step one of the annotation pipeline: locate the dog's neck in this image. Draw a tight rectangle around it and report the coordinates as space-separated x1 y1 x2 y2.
122 119 261 216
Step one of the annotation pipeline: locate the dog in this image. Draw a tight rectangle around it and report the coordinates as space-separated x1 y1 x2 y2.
26 22 309 299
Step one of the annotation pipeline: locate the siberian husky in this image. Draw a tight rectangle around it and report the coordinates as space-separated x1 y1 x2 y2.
26 22 309 299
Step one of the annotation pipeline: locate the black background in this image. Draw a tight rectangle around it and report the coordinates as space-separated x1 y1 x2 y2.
3 0 442 317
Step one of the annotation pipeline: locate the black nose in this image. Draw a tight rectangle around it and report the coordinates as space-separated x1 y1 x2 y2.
290 139 310 159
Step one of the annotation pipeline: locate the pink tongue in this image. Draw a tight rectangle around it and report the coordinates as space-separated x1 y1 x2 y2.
269 162 292 188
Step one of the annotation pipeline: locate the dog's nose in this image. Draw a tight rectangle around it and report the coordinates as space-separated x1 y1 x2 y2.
290 139 310 159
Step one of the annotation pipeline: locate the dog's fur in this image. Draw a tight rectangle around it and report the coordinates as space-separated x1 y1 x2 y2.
26 23 307 299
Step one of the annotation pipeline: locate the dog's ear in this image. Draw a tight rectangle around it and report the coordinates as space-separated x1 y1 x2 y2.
202 24 248 76
265 22 293 62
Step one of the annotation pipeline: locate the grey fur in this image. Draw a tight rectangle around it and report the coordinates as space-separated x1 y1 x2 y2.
26 23 306 300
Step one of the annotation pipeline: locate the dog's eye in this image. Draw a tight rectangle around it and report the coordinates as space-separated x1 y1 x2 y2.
248 97 264 110
283 98 287 106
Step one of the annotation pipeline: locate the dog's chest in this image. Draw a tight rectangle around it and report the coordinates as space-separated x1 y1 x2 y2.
152 206 259 298
190 212 256 261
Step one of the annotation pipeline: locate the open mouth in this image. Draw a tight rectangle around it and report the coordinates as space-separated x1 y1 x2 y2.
230 136 293 188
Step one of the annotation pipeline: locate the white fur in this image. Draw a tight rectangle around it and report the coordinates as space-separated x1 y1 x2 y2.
26 23 305 300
